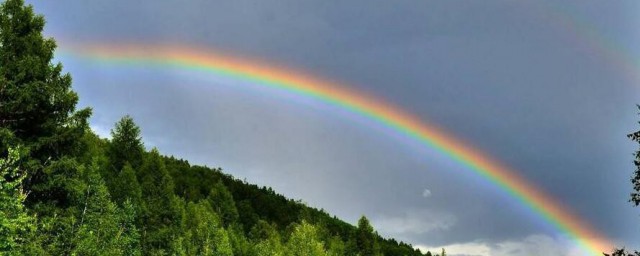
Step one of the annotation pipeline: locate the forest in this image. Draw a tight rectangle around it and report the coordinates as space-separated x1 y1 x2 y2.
0 0 437 255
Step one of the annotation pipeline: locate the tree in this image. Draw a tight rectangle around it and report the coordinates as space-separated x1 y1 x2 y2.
355 216 380 256
176 201 233 256
250 220 285 256
207 181 239 227
0 2 91 244
286 221 327 256
605 248 640 256
606 107 640 256
71 162 141 256
0 147 35 254
138 148 179 255
325 235 345 256
103 117 143 208
109 163 142 207
228 224 252 256
0 0 91 161
108 115 144 171
629 106 640 207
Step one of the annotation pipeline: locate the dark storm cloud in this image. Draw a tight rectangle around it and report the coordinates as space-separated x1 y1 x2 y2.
30 0 640 253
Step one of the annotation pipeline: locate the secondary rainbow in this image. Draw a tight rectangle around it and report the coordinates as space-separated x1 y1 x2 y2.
62 43 612 255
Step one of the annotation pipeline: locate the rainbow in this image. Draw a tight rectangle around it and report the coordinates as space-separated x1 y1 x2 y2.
60 44 612 255
529 1 640 83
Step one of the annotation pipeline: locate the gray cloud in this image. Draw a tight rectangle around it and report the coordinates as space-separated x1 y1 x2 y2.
423 189 432 198
415 234 583 256
374 209 456 236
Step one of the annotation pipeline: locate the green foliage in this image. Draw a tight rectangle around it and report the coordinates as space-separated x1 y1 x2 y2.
0 1 91 254
0 0 91 161
325 235 346 256
251 222 285 256
227 224 252 256
207 181 239 227
23 158 142 255
138 149 179 255
109 115 144 170
356 216 381 256
0 147 34 254
70 162 141 256
286 221 327 256
176 200 232 256
111 163 142 206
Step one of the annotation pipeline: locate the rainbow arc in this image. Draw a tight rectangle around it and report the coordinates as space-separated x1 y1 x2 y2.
62 44 613 255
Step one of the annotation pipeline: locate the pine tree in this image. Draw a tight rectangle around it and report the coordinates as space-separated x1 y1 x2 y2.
355 216 380 256
0 0 91 161
110 163 142 206
138 148 179 255
0 2 91 244
108 115 144 171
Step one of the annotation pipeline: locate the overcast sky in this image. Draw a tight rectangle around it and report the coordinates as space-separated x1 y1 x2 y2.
28 0 640 255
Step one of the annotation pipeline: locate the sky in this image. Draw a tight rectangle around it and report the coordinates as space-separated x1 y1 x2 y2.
28 0 640 255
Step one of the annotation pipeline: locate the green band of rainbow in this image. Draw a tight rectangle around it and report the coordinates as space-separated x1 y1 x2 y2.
61 44 612 255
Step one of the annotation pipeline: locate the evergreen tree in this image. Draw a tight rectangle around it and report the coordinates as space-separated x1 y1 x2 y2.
0 0 91 161
110 163 142 206
138 148 179 255
108 115 144 171
26 158 140 255
355 216 380 256
207 180 239 227
0 4 91 253
29 157 85 254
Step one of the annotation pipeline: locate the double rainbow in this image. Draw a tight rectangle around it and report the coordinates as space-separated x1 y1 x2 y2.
62 44 612 255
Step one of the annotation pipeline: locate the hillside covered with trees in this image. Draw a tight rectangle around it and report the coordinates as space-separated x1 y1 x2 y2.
0 0 438 255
